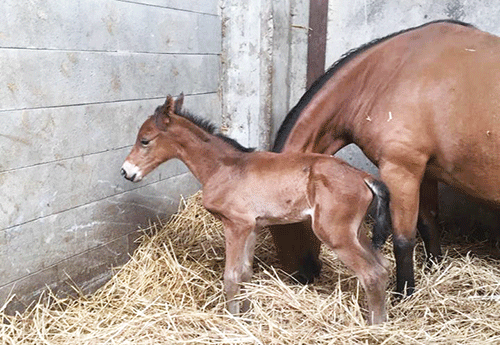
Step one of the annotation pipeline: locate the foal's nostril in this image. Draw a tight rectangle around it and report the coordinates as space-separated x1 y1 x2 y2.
120 168 126 177
130 173 137 181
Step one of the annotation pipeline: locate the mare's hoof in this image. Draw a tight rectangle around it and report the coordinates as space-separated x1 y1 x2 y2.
392 286 416 304
293 253 322 284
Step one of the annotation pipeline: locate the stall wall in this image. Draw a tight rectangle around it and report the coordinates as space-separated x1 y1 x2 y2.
0 0 221 313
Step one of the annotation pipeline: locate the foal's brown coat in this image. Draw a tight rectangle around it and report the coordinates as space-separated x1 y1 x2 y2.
272 20 500 295
121 96 391 324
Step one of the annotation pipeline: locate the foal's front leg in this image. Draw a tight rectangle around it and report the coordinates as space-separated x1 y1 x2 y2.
222 218 258 315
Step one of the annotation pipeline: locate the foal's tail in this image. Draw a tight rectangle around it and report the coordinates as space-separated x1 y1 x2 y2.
364 178 392 250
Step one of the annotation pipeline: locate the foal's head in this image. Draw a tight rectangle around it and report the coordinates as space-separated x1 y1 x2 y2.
121 94 184 182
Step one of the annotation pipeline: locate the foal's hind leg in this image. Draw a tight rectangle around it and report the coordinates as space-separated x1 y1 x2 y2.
312 207 388 324
320 227 388 323
222 218 258 315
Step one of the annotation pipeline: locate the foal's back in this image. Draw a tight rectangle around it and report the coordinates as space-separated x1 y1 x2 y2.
205 152 372 227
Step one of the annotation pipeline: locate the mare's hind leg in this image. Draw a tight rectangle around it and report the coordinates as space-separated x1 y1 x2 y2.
311 204 389 324
418 177 442 262
222 219 258 315
269 222 322 283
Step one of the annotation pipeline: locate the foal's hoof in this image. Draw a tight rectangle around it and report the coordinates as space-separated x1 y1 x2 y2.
227 298 251 316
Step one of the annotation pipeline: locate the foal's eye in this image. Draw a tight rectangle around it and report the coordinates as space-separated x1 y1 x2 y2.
140 139 150 146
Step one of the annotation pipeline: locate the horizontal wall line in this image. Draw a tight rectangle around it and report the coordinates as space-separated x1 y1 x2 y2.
0 91 218 116
0 230 135 290
0 46 220 56
0 91 218 173
0 145 132 175
0 171 194 233
115 0 219 17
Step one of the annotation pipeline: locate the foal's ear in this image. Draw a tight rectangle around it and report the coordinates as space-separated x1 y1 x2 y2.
163 95 175 115
174 93 184 114
155 95 174 131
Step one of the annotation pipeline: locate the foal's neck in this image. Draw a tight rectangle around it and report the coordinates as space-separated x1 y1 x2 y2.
172 117 246 185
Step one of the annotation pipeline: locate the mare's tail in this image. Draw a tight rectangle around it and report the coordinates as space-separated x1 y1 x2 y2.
364 178 392 250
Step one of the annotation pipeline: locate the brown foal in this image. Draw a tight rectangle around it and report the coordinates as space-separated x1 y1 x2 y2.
121 95 392 324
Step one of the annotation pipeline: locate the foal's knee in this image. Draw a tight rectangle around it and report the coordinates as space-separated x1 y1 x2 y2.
363 264 389 294
375 250 391 273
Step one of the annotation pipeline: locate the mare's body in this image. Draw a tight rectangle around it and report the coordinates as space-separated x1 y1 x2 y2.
271 19 500 295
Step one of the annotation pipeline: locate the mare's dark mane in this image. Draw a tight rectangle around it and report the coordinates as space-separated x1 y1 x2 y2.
155 106 255 153
271 19 474 152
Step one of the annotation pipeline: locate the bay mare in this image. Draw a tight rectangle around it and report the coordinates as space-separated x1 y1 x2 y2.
271 19 500 295
121 95 392 324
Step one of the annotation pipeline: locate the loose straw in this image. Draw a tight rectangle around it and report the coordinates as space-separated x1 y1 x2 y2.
2 192 500 344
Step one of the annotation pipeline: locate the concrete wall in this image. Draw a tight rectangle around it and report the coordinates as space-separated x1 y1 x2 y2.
0 0 221 313
221 0 309 149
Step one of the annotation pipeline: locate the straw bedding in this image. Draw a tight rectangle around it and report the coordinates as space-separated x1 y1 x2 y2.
2 191 500 344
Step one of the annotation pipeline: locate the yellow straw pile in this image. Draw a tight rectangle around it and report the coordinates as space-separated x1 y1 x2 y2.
2 191 500 344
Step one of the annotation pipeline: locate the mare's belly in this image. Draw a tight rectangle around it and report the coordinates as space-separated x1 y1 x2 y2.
427 156 500 205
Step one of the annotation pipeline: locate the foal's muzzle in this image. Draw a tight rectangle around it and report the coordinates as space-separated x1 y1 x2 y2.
121 161 143 182
120 168 135 181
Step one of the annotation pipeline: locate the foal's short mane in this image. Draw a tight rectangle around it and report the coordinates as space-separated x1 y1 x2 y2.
271 19 474 152
155 106 255 153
